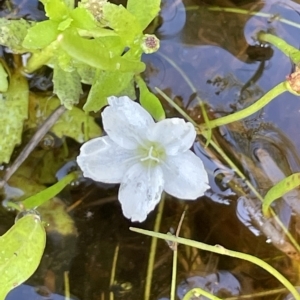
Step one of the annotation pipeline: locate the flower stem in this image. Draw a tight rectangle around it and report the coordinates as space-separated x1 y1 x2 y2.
200 81 288 130
257 32 300 64
144 194 165 300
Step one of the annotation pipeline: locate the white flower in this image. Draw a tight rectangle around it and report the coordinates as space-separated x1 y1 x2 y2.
77 96 209 222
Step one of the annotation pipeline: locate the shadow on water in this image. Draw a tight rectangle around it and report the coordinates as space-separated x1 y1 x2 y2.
3 0 300 299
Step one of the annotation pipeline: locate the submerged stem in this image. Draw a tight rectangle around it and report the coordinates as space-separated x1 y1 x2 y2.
130 228 300 300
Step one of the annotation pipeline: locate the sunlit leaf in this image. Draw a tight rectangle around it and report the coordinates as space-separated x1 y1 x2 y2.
53 62 82 109
0 62 8 92
0 19 32 53
27 94 101 142
127 0 160 30
0 71 28 164
136 75 165 120
59 30 145 72
70 7 96 30
75 62 96 84
0 214 46 299
83 70 134 112
40 0 70 21
22 20 59 49
57 17 73 31
263 173 300 216
22 172 77 209
102 2 141 44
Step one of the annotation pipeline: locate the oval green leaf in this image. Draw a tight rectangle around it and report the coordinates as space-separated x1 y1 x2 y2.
0 214 46 299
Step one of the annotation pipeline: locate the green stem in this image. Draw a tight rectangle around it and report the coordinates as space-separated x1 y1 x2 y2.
170 247 178 300
257 32 300 64
201 81 288 129
144 194 165 300
130 228 300 300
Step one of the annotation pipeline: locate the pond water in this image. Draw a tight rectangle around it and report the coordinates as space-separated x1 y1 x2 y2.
2 0 300 299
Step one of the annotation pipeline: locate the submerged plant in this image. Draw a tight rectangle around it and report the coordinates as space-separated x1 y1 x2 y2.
77 96 209 222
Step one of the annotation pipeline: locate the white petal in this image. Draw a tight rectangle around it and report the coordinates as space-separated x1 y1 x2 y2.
77 136 138 183
119 163 164 222
102 96 155 149
161 150 209 199
148 118 196 155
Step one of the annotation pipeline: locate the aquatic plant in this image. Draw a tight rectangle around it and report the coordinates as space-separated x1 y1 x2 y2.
77 96 209 222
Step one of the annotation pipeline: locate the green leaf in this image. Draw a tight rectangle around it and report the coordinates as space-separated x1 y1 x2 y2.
84 70 134 112
0 62 8 92
40 0 70 21
22 20 59 49
59 30 145 72
127 0 161 30
0 213 46 299
0 19 33 53
27 94 101 142
75 62 96 84
22 172 77 209
136 75 165 120
0 71 29 164
102 2 142 44
57 17 73 31
53 62 82 109
263 173 300 216
70 7 97 30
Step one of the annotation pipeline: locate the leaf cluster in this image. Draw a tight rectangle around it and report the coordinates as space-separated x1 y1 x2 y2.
0 0 163 116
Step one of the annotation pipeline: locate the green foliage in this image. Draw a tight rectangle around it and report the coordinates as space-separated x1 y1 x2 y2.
53 61 82 108
0 71 29 164
263 173 300 217
136 75 165 120
84 70 134 112
0 213 46 299
0 62 8 92
0 19 33 53
22 172 77 209
27 94 102 142
0 0 162 114
127 0 161 30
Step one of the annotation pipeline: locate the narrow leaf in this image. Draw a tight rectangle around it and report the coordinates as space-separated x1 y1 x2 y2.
0 214 46 299
263 173 300 216
136 75 165 120
22 172 77 209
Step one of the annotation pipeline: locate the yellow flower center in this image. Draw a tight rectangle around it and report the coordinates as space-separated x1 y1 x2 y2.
139 143 166 167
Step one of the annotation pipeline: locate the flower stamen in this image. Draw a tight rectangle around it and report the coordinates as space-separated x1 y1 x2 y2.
140 146 160 163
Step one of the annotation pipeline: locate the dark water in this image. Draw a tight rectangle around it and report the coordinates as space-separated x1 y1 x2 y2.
2 0 300 299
